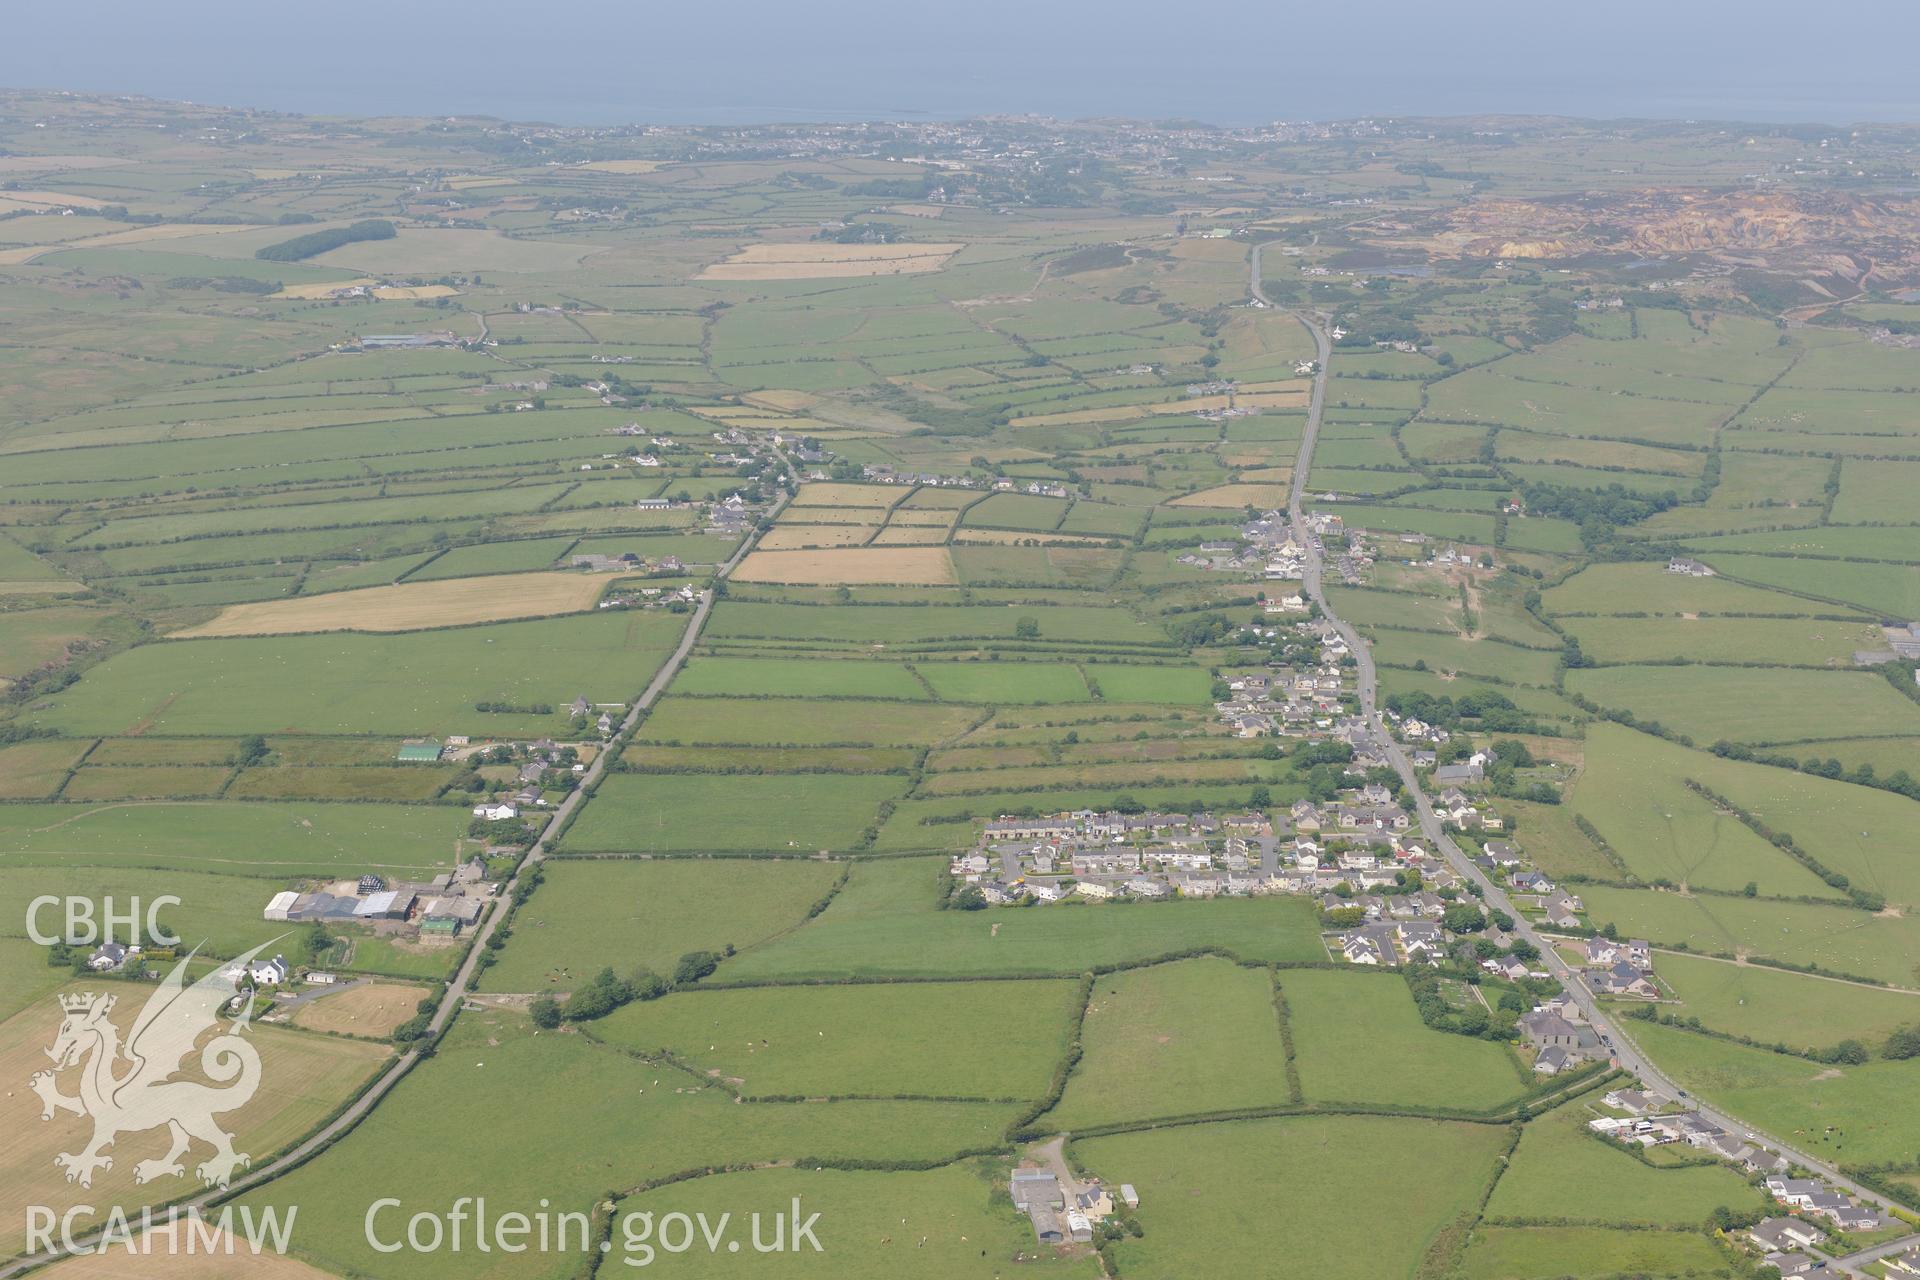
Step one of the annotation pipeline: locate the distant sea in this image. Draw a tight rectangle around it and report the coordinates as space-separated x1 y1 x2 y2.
9 3 1920 131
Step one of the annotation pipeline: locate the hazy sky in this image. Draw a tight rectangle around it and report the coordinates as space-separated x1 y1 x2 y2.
8 0 1920 126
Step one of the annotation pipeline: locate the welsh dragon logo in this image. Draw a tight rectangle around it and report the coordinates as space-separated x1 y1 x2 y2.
30 942 279 1190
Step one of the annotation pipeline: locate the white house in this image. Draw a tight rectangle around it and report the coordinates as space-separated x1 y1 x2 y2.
473 802 519 821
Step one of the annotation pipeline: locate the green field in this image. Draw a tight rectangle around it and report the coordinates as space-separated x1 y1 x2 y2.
561 773 907 852
1048 957 1291 1129
669 656 930 700
612 1164 1100 1278
1486 1104 1762 1225
722 857 1326 980
1282 969 1528 1112
915 661 1092 703
235 1008 1018 1280
1576 884 1920 987
1566 665 1920 745
1460 1226 1728 1279
1076 1115 1511 1280
639 696 981 746
0 800 467 875
1629 1019 1920 1167
596 978 1079 1100
32 612 687 737
1573 724 1840 897
486 858 844 990
1654 950 1920 1048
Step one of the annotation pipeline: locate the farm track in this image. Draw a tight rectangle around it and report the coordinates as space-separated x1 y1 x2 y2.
0 483 791 1279
1249 241 1919 1274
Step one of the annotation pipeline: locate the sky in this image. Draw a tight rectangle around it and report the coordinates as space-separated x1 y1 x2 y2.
7 0 1920 127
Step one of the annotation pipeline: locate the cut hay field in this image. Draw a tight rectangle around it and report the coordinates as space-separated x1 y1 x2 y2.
0 986 389 1256
733 545 957 585
1076 1115 1511 1280
697 242 964 280
596 978 1079 1100
1047 957 1291 1129
290 980 429 1039
169 573 607 637
486 858 843 991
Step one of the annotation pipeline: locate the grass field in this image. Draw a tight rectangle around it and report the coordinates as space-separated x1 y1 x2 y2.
916 661 1091 703
596 978 1078 1099
485 858 843 990
0 738 89 799
561 773 906 852
1076 1115 1510 1280
0 802 467 875
1629 1019 1920 1167
734 547 957 585
669 657 929 700
1653 950 1920 1048
170 572 606 636
639 696 979 745
610 1163 1099 1279
1575 884 1920 987
1573 724 1839 897
1459 1226 1728 1279
1048 957 1290 1129
1485 1104 1762 1225
233 1008 1017 1280
1566 666 1920 745
34 612 685 737
1282 969 1526 1112
722 857 1325 980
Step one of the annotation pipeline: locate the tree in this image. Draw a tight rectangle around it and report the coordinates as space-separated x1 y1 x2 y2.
234 734 269 766
529 996 562 1029
673 950 721 985
1014 616 1040 640
1248 785 1272 808
953 885 988 911
1442 903 1487 934
1885 1025 1920 1060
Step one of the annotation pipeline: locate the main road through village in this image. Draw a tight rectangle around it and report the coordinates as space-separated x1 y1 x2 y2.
1249 241 1914 1275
